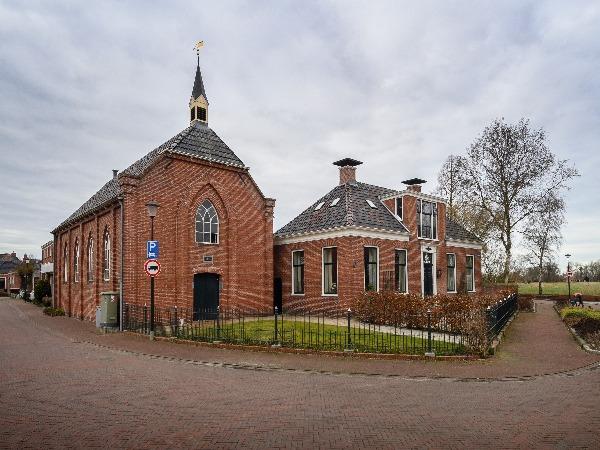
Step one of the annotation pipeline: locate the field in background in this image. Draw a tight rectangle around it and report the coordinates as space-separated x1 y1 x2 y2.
517 282 600 296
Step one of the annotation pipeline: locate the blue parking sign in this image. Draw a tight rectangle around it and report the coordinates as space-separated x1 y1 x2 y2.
147 240 159 259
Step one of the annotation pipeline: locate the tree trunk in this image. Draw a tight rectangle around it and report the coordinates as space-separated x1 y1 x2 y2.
538 255 543 295
503 235 512 284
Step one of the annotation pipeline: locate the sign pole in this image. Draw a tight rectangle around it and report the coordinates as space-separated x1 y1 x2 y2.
150 216 155 341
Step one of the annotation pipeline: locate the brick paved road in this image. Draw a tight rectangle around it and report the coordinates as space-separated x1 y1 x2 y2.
1 299 599 449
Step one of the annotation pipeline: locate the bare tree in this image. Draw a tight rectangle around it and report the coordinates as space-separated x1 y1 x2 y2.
436 155 466 219
456 118 578 283
522 195 564 294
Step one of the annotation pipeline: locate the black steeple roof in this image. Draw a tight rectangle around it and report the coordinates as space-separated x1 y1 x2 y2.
191 59 207 101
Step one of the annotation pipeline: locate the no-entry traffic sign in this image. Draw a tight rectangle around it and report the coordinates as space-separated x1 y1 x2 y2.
144 259 161 277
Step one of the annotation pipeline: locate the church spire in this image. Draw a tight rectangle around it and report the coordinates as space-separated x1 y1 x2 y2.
189 41 208 125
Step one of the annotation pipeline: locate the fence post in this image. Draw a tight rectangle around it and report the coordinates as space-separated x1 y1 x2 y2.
425 309 435 357
213 305 222 343
344 308 353 352
174 306 178 337
272 306 281 347
143 304 148 334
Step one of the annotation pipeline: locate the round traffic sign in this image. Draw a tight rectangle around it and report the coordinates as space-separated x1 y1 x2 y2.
144 259 161 277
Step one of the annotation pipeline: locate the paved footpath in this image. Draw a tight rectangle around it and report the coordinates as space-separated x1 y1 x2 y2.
1 299 599 449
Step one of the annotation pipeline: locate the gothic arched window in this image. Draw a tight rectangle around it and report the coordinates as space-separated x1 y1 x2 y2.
74 240 80 283
195 200 219 244
63 244 68 283
87 236 94 282
103 230 110 281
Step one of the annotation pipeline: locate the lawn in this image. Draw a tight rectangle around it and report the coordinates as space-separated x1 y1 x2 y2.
163 317 467 355
517 282 600 296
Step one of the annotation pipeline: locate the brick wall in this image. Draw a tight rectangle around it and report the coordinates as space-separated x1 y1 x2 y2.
54 155 274 321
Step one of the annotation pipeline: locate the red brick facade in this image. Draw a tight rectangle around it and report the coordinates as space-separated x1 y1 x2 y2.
54 156 274 320
274 189 482 312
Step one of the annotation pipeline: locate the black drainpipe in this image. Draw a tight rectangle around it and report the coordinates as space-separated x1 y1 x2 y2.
118 195 124 331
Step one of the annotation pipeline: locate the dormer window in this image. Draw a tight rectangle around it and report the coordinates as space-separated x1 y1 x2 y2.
366 199 377 209
395 197 403 220
417 199 437 239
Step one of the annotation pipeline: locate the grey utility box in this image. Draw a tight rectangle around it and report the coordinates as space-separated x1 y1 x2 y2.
99 291 120 328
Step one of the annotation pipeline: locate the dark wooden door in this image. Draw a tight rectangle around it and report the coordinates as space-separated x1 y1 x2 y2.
423 252 434 296
193 273 220 320
273 277 282 314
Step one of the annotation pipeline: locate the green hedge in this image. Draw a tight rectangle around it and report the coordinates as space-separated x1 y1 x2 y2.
560 307 600 321
43 307 65 317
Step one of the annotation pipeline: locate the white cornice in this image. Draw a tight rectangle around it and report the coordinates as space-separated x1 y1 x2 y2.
274 226 410 245
379 189 447 205
446 239 483 250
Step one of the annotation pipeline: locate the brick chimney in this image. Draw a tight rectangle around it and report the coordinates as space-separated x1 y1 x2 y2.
333 158 363 185
402 178 426 193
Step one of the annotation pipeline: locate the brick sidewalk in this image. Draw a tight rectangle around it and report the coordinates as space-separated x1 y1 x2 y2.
2 298 600 449
8 298 599 379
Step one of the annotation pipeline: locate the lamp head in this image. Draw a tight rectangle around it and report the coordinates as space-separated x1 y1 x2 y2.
146 201 160 218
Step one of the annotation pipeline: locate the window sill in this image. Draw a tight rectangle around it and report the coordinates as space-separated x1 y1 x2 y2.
322 294 338 297
291 293 305 296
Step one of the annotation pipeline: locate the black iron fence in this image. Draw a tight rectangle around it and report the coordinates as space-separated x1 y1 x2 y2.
124 295 518 356
486 293 518 342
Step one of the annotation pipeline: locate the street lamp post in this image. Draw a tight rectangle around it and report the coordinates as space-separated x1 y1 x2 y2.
565 253 572 301
23 255 30 300
146 201 160 340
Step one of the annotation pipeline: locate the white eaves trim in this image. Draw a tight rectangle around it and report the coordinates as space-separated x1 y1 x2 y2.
275 226 410 245
379 190 447 205
446 239 483 250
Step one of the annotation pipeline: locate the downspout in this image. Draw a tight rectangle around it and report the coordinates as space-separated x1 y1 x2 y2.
52 232 56 309
118 195 124 331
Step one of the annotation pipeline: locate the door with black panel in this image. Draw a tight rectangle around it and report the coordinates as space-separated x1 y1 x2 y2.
193 273 220 320
423 252 434 296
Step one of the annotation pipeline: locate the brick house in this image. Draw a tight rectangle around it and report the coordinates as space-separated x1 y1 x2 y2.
52 58 275 321
273 159 482 312
41 241 54 296
0 252 22 294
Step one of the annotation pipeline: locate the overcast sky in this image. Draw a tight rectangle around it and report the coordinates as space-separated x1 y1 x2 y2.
1 1 598 269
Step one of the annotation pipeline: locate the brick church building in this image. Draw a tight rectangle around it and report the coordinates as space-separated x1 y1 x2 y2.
274 159 482 312
52 57 275 321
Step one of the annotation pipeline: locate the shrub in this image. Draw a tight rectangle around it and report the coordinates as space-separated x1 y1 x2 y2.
43 307 65 317
518 296 534 312
34 279 52 303
560 307 600 321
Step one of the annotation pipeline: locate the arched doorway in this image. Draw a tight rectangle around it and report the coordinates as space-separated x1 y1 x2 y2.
193 273 220 320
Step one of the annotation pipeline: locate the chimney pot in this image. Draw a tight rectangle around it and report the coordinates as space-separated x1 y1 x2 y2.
112 169 118 179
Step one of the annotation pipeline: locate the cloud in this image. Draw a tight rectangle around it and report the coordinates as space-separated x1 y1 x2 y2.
0 0 598 264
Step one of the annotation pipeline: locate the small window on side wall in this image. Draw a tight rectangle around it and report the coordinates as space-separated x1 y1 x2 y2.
395 249 407 293
396 197 403 220
466 255 475 292
447 253 456 292
322 247 337 295
292 250 304 295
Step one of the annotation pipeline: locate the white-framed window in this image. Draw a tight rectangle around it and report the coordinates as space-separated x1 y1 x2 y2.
366 199 377 209
103 230 110 281
466 255 475 292
364 246 378 291
63 244 68 283
395 197 403 220
330 198 340 207
322 247 338 295
195 200 219 244
447 253 456 293
395 249 407 293
292 250 305 295
87 236 94 282
314 202 325 211
74 240 80 283
417 199 438 239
